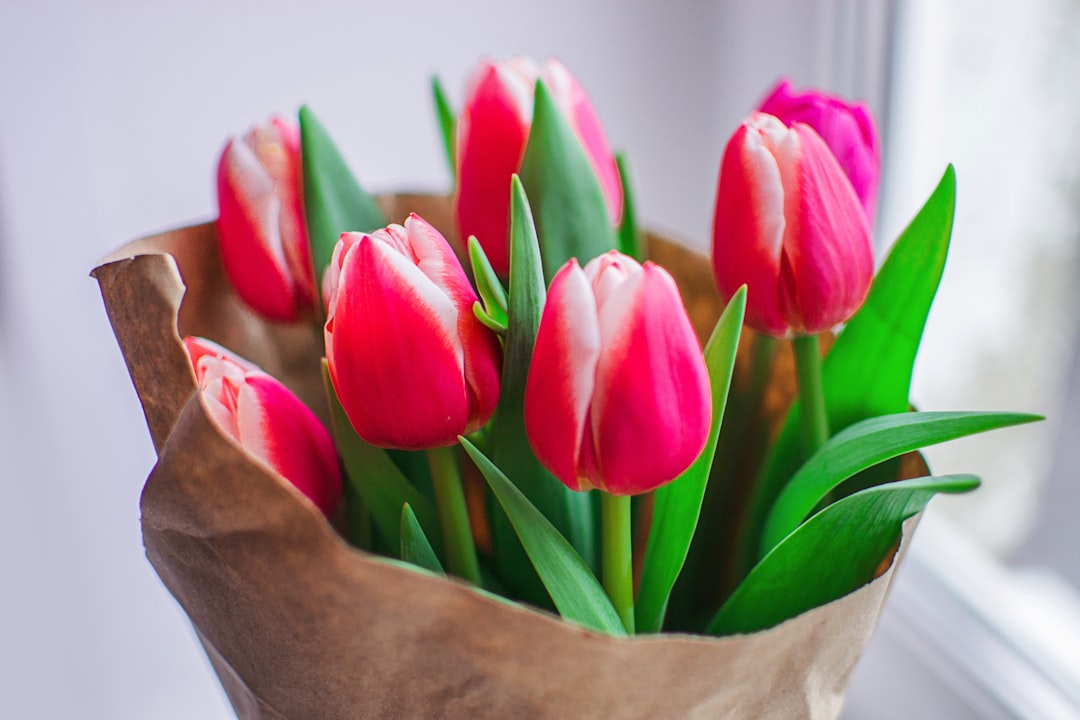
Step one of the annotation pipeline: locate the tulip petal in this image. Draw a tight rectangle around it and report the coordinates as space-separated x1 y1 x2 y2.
326 237 469 449
217 138 301 321
455 63 533 275
404 214 479 312
200 376 244 444
183 335 259 376
590 264 711 495
185 337 342 517
524 261 601 490
712 118 789 337
243 374 343 517
778 124 873 334
403 215 501 431
583 250 642 311
253 118 315 308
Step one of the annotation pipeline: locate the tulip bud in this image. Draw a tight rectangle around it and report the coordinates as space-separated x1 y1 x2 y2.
524 251 711 495
711 112 873 338
455 57 622 275
183 336 342 517
324 214 501 450
758 78 880 223
216 116 316 322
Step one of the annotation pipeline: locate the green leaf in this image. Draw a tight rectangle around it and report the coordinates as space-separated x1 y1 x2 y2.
400 503 444 574
299 105 388 286
762 411 1041 554
473 302 507 335
615 152 644 262
635 286 745 634
742 166 957 574
342 475 373 551
461 438 625 636
488 176 597 606
431 75 457 179
708 474 979 636
468 236 508 328
322 363 442 557
519 81 617 281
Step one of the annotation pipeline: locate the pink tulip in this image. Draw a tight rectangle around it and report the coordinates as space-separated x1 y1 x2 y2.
711 112 873 338
455 57 623 275
324 214 501 450
216 116 315 322
183 336 342 517
758 78 880 223
524 251 711 496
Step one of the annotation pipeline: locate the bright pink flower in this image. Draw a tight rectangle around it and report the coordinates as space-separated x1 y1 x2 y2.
712 112 873 338
324 214 501 450
183 336 342 517
216 116 315 322
758 78 880 222
524 251 711 496
454 57 622 275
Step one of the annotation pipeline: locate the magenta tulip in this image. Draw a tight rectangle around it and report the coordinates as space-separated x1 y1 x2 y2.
324 214 501 450
184 336 342 517
216 116 315 322
711 112 873 338
758 78 880 223
455 57 622 275
524 251 711 496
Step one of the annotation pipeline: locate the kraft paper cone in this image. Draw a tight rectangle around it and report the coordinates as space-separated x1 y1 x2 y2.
93 196 919 720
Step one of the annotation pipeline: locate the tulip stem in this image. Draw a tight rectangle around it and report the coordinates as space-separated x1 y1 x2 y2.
792 334 829 458
601 492 635 634
427 445 481 585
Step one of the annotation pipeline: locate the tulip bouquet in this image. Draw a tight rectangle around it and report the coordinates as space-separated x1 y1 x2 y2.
95 57 1039 719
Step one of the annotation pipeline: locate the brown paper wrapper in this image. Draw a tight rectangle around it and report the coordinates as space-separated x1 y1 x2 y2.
93 195 919 720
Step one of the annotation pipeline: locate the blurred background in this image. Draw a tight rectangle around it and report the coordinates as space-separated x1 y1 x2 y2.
2 0 1079 717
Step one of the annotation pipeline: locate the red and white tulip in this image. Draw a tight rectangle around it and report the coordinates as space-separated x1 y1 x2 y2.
323 214 502 450
216 116 316 322
184 336 342 517
524 251 710 495
711 112 873 338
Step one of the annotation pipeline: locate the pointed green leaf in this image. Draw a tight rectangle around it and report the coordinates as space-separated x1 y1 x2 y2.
431 75 457 179
322 363 442 556
400 503 444 574
461 438 625 636
473 302 507 335
762 411 1040 553
519 81 617 281
615 152 644 262
468 236 508 327
635 287 745 634
708 474 979 635
300 106 388 285
487 177 597 607
742 166 958 574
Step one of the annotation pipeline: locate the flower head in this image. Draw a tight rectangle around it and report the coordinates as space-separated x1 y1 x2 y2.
216 116 315 322
525 251 710 495
184 336 341 516
712 112 874 338
324 214 501 449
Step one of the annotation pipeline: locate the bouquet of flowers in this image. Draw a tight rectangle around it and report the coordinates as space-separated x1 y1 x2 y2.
94 57 1038 719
